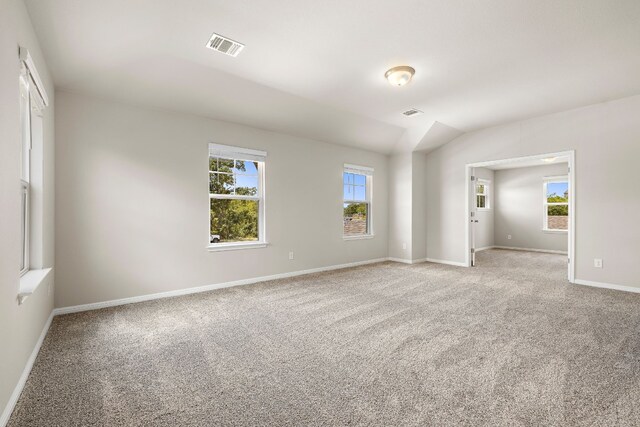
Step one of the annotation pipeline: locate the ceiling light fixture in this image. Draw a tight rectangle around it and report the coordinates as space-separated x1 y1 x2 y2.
385 66 415 86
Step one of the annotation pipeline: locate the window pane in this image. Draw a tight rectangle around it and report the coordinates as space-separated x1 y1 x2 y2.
353 174 366 186
234 160 258 175
209 157 218 172
547 205 568 230
217 158 234 173
344 202 368 235
476 184 485 195
477 195 486 208
210 172 233 194
343 184 352 200
353 185 366 201
235 174 258 196
343 173 353 185
210 199 259 243
547 182 568 202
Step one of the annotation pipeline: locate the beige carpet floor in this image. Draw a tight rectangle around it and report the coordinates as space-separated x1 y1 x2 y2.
8 249 640 426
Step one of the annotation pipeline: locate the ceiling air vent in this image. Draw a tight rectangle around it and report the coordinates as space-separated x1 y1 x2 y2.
402 108 423 117
206 33 245 57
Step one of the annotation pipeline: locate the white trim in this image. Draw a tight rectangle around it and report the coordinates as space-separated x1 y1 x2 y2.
18 48 49 107
387 257 412 264
208 143 266 161
387 257 427 265
344 163 374 176
493 246 568 255
343 167 373 237
0 311 53 427
53 258 389 315
425 258 468 267
574 279 640 294
18 268 52 305
542 175 569 232
209 144 266 246
543 175 568 182
475 178 491 210
207 242 268 252
343 234 374 241
465 150 575 282
475 246 495 252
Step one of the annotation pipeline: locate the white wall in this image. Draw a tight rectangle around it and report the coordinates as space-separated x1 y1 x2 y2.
388 151 428 263
54 91 389 308
0 0 55 421
473 167 494 250
388 153 412 261
425 94 640 289
411 152 427 261
494 163 568 252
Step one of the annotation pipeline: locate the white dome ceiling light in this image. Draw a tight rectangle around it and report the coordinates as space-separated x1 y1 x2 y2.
385 66 415 87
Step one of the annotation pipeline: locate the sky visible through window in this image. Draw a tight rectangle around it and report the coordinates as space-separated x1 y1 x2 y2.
547 182 569 200
343 172 366 203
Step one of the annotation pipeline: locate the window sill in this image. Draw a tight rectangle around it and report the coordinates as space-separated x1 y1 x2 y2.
208 242 268 252
477 208 491 211
542 229 568 234
19 268 52 305
343 234 375 241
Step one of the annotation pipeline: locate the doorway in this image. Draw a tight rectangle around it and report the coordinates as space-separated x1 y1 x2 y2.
465 151 575 282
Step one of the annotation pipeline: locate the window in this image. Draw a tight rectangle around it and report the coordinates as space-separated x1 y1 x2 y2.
209 144 266 248
543 176 569 231
475 179 490 210
18 48 47 276
343 164 373 238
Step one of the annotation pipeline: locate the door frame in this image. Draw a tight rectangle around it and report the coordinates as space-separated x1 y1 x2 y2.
464 150 575 282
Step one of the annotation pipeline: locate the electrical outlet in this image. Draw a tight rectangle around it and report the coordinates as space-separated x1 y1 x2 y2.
402 243 407 250
507 235 512 240
289 251 294 260
594 258 603 268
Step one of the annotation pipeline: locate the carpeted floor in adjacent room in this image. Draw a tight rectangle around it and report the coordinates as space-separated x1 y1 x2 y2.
8 249 640 426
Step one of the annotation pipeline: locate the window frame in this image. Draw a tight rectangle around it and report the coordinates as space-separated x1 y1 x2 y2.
343 163 374 240
18 50 47 277
475 178 491 210
543 175 569 233
208 144 267 251
20 181 30 276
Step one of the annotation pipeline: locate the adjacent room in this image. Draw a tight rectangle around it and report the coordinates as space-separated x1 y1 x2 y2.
2 1 640 425
469 154 571 279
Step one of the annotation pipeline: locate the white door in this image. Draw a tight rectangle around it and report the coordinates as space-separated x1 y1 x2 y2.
470 168 478 266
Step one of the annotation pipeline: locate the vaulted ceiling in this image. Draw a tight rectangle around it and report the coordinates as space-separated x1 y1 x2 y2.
26 0 640 153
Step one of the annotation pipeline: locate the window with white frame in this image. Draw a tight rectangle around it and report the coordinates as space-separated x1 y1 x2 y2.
209 144 266 246
475 179 490 210
543 176 569 231
343 164 373 237
19 48 47 276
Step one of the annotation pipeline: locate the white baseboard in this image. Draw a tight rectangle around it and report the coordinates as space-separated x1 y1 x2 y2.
387 257 427 265
493 246 567 255
54 258 389 315
0 311 54 427
574 279 640 294
425 258 469 267
475 246 495 252
387 257 411 264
